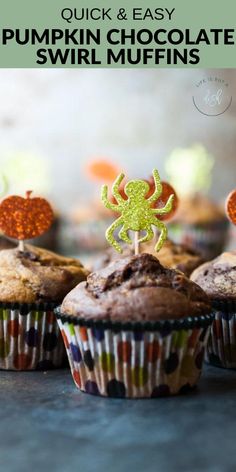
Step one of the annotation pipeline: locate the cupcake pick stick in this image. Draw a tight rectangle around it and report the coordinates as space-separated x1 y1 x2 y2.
18 240 24 251
101 169 175 254
134 231 139 255
0 190 54 251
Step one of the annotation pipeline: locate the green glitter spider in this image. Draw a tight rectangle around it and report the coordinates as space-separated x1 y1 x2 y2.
101 169 174 253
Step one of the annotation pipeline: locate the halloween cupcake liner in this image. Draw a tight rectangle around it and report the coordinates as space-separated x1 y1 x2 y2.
55 308 213 398
168 220 229 260
205 299 236 369
0 302 66 370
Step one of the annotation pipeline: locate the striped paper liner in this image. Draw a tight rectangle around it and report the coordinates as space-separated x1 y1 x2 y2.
0 302 66 370
56 309 213 398
205 299 236 369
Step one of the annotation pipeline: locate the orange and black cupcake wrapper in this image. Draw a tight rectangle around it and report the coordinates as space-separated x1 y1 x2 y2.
0 302 66 370
55 309 213 398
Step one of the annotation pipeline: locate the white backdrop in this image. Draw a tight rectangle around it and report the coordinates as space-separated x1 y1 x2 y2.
0 69 235 211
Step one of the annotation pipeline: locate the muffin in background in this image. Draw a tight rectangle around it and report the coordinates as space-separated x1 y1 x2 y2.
56 253 212 398
60 201 113 253
0 244 88 370
0 235 16 250
62 158 123 253
168 194 229 260
92 239 204 277
191 252 236 369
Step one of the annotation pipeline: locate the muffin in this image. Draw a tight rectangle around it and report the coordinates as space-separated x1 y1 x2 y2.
191 252 236 369
0 244 88 370
61 201 113 253
168 194 229 260
0 235 16 250
92 239 204 277
56 253 212 398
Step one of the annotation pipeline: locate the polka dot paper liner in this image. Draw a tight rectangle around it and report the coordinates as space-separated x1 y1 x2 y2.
0 302 66 370
205 299 236 369
55 308 213 398
168 220 229 260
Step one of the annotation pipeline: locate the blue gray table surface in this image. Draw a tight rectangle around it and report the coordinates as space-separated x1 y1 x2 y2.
0 365 236 472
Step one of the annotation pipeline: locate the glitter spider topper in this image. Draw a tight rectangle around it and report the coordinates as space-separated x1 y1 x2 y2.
101 169 176 254
147 178 178 221
110 176 178 217
0 190 54 249
226 189 236 225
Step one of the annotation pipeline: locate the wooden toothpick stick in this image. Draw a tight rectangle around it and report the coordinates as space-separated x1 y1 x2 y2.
18 240 24 252
134 232 139 255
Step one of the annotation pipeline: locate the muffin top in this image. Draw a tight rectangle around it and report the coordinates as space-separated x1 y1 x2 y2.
173 194 226 225
191 252 236 300
153 239 203 276
92 239 203 277
62 253 210 322
0 245 89 304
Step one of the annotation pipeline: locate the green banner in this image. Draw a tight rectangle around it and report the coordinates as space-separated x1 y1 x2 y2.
0 0 235 67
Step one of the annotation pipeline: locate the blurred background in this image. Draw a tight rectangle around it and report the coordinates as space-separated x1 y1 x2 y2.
0 68 235 260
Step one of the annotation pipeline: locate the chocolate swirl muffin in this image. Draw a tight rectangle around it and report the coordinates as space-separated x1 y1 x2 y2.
0 245 88 371
92 239 203 277
63 253 210 322
191 252 236 300
168 195 229 260
191 252 236 369
0 244 88 304
57 254 212 398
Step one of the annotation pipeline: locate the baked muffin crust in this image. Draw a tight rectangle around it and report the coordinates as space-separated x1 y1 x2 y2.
191 252 236 300
62 253 210 321
0 245 89 303
172 195 226 225
92 239 203 277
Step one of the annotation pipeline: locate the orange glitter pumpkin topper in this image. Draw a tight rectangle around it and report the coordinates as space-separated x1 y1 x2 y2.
226 189 236 225
0 190 54 241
